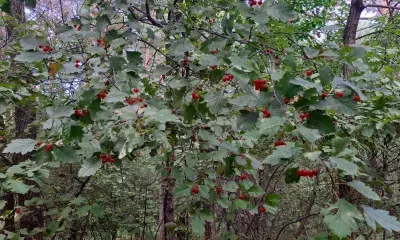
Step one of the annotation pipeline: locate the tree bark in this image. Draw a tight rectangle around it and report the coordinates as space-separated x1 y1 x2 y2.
157 175 175 240
343 0 364 45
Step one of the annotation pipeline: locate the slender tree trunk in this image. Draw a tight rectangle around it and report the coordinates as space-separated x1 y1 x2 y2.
157 175 175 240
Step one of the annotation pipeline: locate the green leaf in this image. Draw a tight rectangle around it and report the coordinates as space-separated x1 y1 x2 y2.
323 199 363 238
192 216 205 236
70 125 84 140
78 159 102 177
204 90 226 116
312 96 359 115
20 37 44 50
346 181 381 201
3 138 37 154
199 54 220 67
0 200 6 210
296 126 322 145
285 167 300 184
229 56 253 71
235 110 258 130
110 56 127 71
361 205 400 232
247 185 265 197
96 15 111 32
15 51 46 62
305 110 335 134
275 72 301 98
304 151 322 161
199 209 214 222
329 157 359 176
77 205 91 217
258 117 286 132
126 51 143 65
217 197 230 208
290 77 322 92
173 182 191 197
91 203 105 218
264 144 301 165
184 167 198 181
264 2 297 22
319 66 334 86
170 38 195 56
223 181 239 192
349 47 366 60
53 146 78 163
4 179 31 194
265 193 281 207
233 199 247 210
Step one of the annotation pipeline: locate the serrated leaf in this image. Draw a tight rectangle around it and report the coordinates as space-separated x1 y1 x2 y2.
170 38 195 56
217 197 230 208
265 193 281 207
235 110 258 130
110 56 127 71
96 14 111 32
199 54 219 67
229 56 253 71
312 96 359 115
361 205 400 232
304 151 321 161
285 167 300 183
264 144 300 165
346 181 380 201
258 117 285 132
290 77 322 92
53 146 78 163
192 216 205 235
329 157 359 176
319 66 334 86
91 203 105 218
20 37 44 50
77 205 91 217
223 181 239 192
305 110 335 134
4 179 31 194
323 199 363 238
233 199 247 210
296 126 322 145
3 138 36 154
204 90 226 116
15 51 46 62
78 160 102 177
264 3 297 22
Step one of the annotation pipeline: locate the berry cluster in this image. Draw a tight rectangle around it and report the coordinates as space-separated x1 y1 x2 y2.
274 140 286 147
74 109 89 117
297 169 319 178
191 185 200 194
263 49 273 54
262 109 271 118
210 49 218 55
75 59 81 68
240 172 249 180
192 91 200 100
353 95 361 102
283 97 291 104
239 193 247 200
38 45 54 53
222 74 234 82
249 0 262 6
45 144 53 152
183 59 189 66
96 89 109 99
299 112 310 122
254 79 267 90
306 69 313 77
100 154 115 164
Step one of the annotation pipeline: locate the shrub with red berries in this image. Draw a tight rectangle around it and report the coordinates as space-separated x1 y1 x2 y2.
191 185 200 194
297 169 319 178
216 185 222 194
249 0 262 6
222 74 234 82
100 154 115 164
40 45 53 53
96 89 109 99
74 109 89 117
263 49 273 54
299 112 310 122
254 79 267 91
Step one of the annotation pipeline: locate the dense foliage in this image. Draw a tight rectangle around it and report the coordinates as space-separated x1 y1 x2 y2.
1 0 400 239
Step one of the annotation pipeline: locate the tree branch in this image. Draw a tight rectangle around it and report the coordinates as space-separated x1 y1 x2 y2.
0 152 13 165
145 0 163 28
356 30 383 40
275 213 319 240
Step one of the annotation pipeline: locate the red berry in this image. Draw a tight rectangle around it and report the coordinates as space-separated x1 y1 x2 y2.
336 91 344 98
210 65 217 70
97 39 102 44
191 136 197 142
165 167 171 173
257 0 262 5
133 88 139 93
216 185 222 194
45 144 53 152
36 142 42 146
16 208 21 214
321 91 328 99
49 48 54 52
75 59 80 63
102 158 107 164
105 80 110 85
297 169 306 177
75 63 80 68
306 171 314 177
304 112 310 118
258 205 266 213
274 140 286 147
100 154 105 159
353 95 361 102
38 45 43 48
262 109 271 118
312 169 319 176
191 185 200 194
192 92 200 100
284 98 290 104
210 49 218 54
299 113 305 120
138 98 143 102
82 110 89 116
317 33 321 38
239 194 247 200
183 59 189 66
240 172 248 180
306 69 313 77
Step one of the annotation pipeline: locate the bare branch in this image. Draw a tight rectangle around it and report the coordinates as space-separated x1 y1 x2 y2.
365 4 400 10
145 0 163 28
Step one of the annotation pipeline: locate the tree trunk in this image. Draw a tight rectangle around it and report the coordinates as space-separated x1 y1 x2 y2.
157 175 175 240
343 0 364 45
